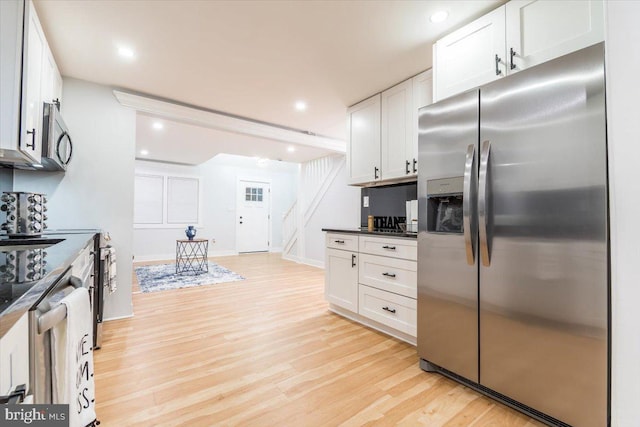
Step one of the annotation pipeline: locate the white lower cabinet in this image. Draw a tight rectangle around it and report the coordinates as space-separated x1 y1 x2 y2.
325 246 358 313
325 233 417 344
359 285 417 337
0 313 30 397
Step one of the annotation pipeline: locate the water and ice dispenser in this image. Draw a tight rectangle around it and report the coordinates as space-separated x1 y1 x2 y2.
426 177 464 234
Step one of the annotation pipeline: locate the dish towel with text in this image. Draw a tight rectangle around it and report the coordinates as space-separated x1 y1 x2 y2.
104 246 117 294
51 287 97 427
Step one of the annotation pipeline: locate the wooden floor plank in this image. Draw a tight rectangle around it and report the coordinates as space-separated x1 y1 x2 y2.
94 253 544 426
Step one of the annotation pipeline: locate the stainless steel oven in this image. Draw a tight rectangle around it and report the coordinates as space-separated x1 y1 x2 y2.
41 102 72 171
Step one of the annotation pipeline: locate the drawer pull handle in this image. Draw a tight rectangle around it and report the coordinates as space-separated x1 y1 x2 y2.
334 240 345 244
382 306 396 314
382 272 396 278
382 245 396 250
351 254 356 268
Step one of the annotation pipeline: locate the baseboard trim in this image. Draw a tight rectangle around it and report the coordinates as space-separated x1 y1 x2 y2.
103 313 134 322
282 254 324 269
210 250 239 258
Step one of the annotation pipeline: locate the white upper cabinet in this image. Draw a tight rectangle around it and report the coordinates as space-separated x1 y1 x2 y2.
348 70 432 186
411 70 433 175
433 0 604 102
506 0 604 73
381 79 413 181
0 0 24 160
21 0 46 163
0 0 63 166
41 47 63 107
347 94 381 185
434 6 506 102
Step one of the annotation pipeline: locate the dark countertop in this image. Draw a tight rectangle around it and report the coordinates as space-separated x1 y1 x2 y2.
322 228 417 239
0 230 99 337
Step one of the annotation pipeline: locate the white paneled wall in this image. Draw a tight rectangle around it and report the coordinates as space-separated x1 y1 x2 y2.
283 154 360 267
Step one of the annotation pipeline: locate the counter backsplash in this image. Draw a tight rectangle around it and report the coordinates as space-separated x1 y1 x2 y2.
361 182 417 230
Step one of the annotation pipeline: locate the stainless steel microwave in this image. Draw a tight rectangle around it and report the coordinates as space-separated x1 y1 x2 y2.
41 102 72 171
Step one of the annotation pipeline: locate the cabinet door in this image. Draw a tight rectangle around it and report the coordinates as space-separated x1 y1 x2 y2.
347 94 381 185
410 70 433 175
41 47 60 106
0 0 24 155
506 0 604 73
433 6 506 102
381 79 413 181
52 64 63 105
325 248 358 312
20 0 45 163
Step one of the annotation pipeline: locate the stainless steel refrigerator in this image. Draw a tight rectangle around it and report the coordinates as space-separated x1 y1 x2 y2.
417 43 608 427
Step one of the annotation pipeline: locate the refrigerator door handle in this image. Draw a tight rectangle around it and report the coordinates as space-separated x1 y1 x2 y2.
463 143 477 265
478 140 492 267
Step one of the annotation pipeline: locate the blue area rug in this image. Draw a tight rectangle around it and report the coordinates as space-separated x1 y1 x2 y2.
135 262 245 293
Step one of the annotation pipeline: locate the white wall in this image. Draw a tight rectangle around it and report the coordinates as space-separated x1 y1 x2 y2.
605 2 640 426
133 154 298 260
13 78 136 320
294 158 360 267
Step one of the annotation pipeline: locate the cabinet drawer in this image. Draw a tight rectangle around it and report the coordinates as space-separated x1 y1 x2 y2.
359 253 416 299
326 233 358 252
358 235 416 260
358 285 416 337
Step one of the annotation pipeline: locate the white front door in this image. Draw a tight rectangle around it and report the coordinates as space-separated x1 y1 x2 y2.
236 180 270 253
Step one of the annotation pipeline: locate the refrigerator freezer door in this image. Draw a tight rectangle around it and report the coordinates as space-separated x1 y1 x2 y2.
479 43 608 427
417 90 479 382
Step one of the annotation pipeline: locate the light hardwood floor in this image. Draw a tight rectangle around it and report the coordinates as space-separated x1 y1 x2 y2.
94 253 543 426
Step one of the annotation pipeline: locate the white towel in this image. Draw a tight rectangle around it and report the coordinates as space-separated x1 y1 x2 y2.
107 247 117 294
51 287 97 427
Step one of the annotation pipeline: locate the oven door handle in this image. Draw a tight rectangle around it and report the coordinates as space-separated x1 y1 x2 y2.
0 384 26 404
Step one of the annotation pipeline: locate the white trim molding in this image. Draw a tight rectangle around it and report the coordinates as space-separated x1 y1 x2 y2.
113 90 346 153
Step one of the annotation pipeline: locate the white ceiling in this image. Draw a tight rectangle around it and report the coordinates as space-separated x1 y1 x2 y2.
34 0 504 164
136 113 333 164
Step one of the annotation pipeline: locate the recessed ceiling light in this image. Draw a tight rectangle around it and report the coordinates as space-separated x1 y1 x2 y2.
287 146 295 153
140 149 149 156
294 101 307 111
430 10 449 23
118 46 135 59
152 121 164 130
